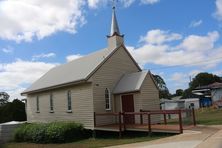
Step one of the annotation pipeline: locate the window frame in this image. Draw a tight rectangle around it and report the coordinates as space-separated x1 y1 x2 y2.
105 88 111 111
67 90 72 113
36 96 40 113
49 93 54 113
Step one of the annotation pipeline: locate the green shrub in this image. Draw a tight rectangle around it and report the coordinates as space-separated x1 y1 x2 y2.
14 122 86 143
45 122 84 143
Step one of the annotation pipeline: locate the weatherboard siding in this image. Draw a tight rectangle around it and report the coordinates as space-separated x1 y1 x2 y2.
26 83 94 129
138 74 160 124
114 74 160 124
91 47 140 125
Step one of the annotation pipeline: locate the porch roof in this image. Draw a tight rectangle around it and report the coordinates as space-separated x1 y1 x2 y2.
113 71 148 94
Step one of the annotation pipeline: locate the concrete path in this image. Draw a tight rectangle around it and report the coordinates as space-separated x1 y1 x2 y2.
196 125 222 148
108 125 222 148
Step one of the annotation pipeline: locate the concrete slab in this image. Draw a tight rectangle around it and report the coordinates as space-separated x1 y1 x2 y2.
196 128 222 148
108 126 222 148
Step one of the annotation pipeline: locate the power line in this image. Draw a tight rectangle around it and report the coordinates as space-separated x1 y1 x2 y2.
148 56 222 71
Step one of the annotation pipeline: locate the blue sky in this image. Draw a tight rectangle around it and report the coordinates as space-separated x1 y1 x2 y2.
0 0 222 100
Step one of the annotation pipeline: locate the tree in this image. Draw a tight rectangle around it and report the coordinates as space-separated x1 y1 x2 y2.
0 92 10 106
176 89 184 96
0 99 26 123
181 72 222 99
152 74 171 99
189 72 222 89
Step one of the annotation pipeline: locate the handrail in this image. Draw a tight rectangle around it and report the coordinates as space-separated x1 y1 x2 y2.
94 109 192 116
94 108 196 137
124 112 147 115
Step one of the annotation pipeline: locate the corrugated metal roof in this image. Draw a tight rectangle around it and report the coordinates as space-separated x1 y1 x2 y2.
113 71 148 94
22 48 114 94
195 82 222 90
209 82 222 89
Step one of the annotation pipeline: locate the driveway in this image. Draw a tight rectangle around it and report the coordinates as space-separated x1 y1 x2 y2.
108 125 222 148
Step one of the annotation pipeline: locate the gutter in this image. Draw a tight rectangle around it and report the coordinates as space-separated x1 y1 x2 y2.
21 79 88 95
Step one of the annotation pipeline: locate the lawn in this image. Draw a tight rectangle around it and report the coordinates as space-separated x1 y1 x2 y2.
160 108 222 126
4 109 221 148
4 131 172 148
196 108 222 125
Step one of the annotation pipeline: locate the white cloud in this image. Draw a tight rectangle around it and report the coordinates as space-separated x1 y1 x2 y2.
0 0 161 42
120 0 135 7
213 70 222 76
0 0 163 42
189 20 203 28
32 52 56 61
66 54 83 62
170 72 188 83
87 0 107 9
128 30 221 68
87 0 159 9
6 87 26 101
189 70 201 77
140 0 160 5
180 31 219 51
129 29 222 93
140 29 182 45
214 0 222 21
2 46 13 53
0 0 85 42
168 72 190 92
0 60 57 100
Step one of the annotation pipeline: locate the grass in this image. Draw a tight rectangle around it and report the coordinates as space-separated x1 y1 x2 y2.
159 108 222 126
196 108 222 125
4 131 173 148
4 109 221 148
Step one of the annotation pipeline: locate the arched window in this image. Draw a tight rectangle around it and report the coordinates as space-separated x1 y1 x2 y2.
105 88 111 110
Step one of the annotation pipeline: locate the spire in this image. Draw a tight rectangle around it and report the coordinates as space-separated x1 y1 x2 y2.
107 0 124 49
110 3 121 36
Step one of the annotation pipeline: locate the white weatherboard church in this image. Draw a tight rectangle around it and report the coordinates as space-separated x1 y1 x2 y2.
22 6 160 129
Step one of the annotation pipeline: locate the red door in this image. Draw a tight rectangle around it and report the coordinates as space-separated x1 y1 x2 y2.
121 94 135 124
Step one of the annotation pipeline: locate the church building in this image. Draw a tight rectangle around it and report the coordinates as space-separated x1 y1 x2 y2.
22 6 160 129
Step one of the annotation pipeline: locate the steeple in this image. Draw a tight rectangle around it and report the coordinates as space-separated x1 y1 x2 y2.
110 5 121 36
107 1 124 50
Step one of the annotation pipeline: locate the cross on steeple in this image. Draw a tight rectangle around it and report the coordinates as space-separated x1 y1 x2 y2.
112 0 117 9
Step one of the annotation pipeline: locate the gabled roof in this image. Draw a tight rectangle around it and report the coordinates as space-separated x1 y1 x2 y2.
22 45 141 95
22 48 113 94
113 71 148 94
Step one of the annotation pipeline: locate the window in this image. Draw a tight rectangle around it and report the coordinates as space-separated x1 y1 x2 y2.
36 96 39 113
67 90 72 112
105 88 111 110
49 93 54 112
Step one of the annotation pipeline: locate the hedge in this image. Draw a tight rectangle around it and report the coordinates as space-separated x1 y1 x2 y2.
14 122 89 143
